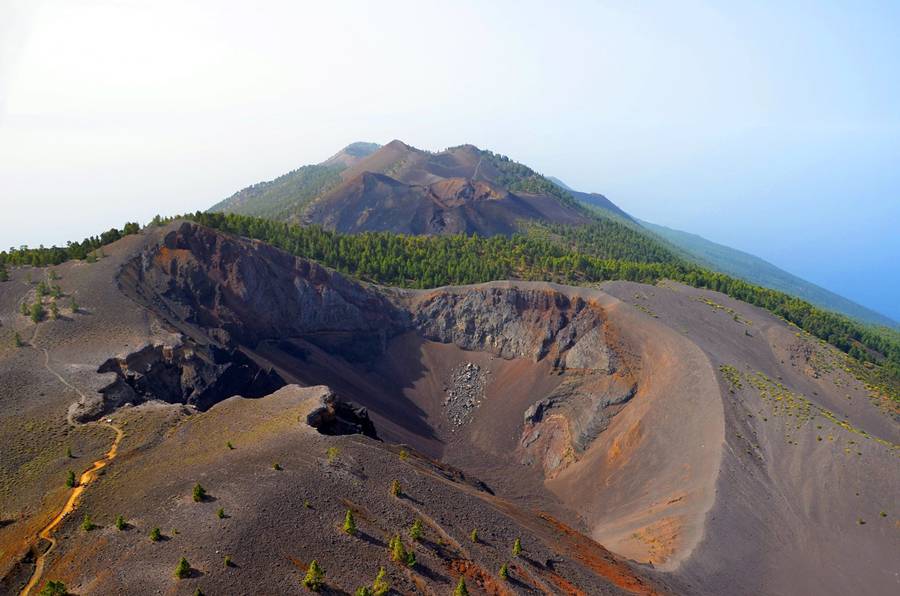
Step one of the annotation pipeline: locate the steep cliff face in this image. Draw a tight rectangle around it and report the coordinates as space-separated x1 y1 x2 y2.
121 222 408 359
70 343 285 421
410 286 613 369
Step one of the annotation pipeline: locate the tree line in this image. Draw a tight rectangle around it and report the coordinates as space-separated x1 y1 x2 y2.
183 211 899 387
1 222 141 267
1 211 897 397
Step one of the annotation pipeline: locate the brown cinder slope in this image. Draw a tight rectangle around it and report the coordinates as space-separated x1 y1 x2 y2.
303 140 592 234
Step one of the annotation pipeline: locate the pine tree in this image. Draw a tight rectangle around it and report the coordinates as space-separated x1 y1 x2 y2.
20 300 28 316
65 446 72 458
372 567 390 596
499 563 509 580
49 301 59 320
192 483 206 502
217 508 226 519
390 479 401 497
13 332 23 348
303 559 325 591
405 550 416 568
409 518 423 541
69 297 78 313
30 301 45 323
326 446 339 464
38 580 68 596
65 470 76 488
343 509 357 535
512 537 522 557
470 529 478 543
81 514 95 531
174 557 191 579
115 515 127 530
389 535 406 562
355 587 372 596
454 577 469 596
0 266 8 282
149 527 162 542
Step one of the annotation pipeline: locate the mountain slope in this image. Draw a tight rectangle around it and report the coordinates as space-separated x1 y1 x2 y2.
641 220 898 328
302 140 594 235
208 142 381 220
210 140 631 235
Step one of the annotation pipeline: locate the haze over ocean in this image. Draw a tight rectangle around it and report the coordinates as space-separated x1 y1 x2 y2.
1 1 897 320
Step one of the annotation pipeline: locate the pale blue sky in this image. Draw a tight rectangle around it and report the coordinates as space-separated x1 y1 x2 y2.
1 0 897 320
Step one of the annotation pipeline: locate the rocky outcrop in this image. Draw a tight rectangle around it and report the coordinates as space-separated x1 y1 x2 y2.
71 342 285 421
412 287 609 365
305 390 378 439
520 377 636 477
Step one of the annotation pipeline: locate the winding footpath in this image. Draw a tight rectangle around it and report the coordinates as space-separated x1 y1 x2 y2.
18 345 124 596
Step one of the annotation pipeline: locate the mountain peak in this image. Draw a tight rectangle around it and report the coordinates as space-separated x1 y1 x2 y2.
321 141 381 167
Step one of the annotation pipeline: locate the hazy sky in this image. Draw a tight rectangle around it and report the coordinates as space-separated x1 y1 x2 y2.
1 0 898 320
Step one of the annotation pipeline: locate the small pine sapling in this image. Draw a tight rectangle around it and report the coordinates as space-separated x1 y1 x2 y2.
389 535 406 562
512 537 522 557
454 577 469 596
65 470 76 488
409 518 423 541
81 514 95 531
115 515 127 530
390 479 401 497
470 529 478 543
38 580 68 596
303 559 325 591
343 509 357 536
192 483 206 502
149 527 162 542
174 557 191 579
499 563 509 580
326 446 339 464
372 567 390 596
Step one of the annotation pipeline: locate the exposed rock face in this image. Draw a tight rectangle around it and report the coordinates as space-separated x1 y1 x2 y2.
71 342 285 421
120 222 408 361
519 377 636 477
412 287 607 364
305 390 378 439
